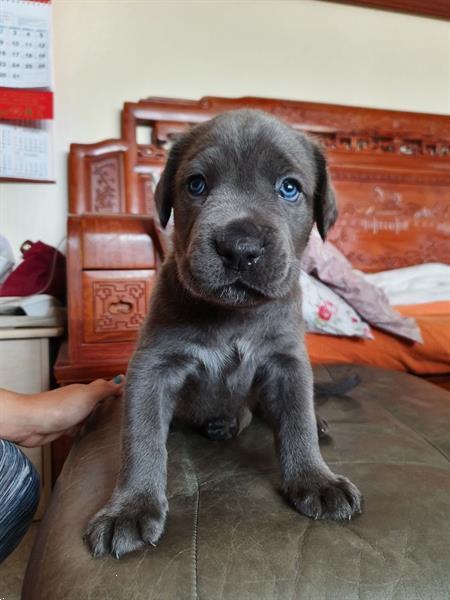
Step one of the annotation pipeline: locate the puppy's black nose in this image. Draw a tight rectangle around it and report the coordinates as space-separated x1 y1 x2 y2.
214 221 264 271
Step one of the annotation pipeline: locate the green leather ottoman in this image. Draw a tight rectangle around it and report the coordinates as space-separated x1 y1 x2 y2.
22 365 450 599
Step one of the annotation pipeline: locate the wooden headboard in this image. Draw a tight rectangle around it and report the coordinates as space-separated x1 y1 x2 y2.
70 95 450 272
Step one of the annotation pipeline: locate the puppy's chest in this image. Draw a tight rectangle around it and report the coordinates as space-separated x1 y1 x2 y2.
188 335 258 386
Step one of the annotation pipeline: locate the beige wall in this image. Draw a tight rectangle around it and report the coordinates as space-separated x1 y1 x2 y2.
1 0 449 259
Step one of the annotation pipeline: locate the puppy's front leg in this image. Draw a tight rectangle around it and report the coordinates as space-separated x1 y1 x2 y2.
84 349 193 558
259 352 362 520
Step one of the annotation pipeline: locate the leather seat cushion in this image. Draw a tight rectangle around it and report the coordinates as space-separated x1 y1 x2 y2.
23 365 450 599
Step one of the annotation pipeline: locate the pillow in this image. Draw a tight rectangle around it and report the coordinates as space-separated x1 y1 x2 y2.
300 271 372 339
302 229 423 343
363 263 450 306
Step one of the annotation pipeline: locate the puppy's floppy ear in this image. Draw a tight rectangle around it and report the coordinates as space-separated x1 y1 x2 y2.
154 134 188 228
311 142 338 240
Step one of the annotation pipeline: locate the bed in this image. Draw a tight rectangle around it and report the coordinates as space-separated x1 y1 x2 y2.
55 95 450 392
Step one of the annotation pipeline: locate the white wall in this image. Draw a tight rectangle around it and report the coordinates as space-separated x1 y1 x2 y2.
1 0 449 259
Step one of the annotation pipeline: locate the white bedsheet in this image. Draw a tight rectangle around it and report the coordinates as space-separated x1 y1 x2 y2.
363 263 450 306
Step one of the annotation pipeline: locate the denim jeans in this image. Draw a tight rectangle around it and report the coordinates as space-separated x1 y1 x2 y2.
0 439 40 563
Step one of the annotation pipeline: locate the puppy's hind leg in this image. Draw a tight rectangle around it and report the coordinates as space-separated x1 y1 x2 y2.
201 405 327 442
314 374 361 439
316 413 329 439
202 406 253 441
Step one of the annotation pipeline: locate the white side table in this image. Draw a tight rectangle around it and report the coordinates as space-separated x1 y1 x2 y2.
0 325 63 519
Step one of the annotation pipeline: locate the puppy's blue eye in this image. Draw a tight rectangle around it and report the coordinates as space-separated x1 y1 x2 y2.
278 178 301 202
187 175 206 196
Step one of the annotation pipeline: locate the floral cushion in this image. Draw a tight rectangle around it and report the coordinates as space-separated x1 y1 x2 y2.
300 271 373 339
302 229 422 343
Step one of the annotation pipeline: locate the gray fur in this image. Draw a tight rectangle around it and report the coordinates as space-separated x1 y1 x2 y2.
84 110 362 558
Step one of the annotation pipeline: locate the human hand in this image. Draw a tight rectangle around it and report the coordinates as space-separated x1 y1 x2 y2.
3 376 125 447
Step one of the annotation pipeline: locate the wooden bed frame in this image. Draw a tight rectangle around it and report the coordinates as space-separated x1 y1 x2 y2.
55 95 450 387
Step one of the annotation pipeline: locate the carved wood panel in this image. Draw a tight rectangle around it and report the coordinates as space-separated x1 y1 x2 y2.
82 270 155 343
318 133 450 157
88 155 124 213
329 181 450 271
69 139 146 214
138 172 159 215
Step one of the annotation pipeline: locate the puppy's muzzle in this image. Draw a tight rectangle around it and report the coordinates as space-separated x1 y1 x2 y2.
214 220 265 272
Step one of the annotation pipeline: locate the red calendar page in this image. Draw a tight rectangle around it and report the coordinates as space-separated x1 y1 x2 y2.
0 87 52 119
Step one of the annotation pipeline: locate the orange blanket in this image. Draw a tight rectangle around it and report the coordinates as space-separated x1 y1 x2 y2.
306 301 450 376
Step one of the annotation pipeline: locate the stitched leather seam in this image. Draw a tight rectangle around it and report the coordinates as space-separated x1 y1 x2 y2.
376 403 449 464
192 475 200 600
179 439 201 598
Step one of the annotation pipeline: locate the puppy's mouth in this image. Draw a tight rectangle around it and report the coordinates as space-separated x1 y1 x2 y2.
215 280 268 305
179 257 293 307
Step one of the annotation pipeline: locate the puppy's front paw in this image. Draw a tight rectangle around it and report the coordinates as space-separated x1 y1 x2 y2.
84 496 167 558
286 473 362 521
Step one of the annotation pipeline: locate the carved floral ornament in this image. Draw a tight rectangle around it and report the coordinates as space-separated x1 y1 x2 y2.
318 133 449 157
140 126 449 160
91 158 122 212
333 185 450 235
93 281 147 333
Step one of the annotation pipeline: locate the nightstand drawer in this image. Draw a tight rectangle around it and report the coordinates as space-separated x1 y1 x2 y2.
82 270 155 343
79 215 157 270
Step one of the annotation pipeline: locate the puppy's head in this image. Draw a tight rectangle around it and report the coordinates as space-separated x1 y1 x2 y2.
155 110 337 307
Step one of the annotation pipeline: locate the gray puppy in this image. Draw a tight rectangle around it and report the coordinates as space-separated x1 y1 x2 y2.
84 110 362 558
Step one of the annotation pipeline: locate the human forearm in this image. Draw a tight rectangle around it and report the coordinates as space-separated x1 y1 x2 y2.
0 388 36 444
0 377 124 448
